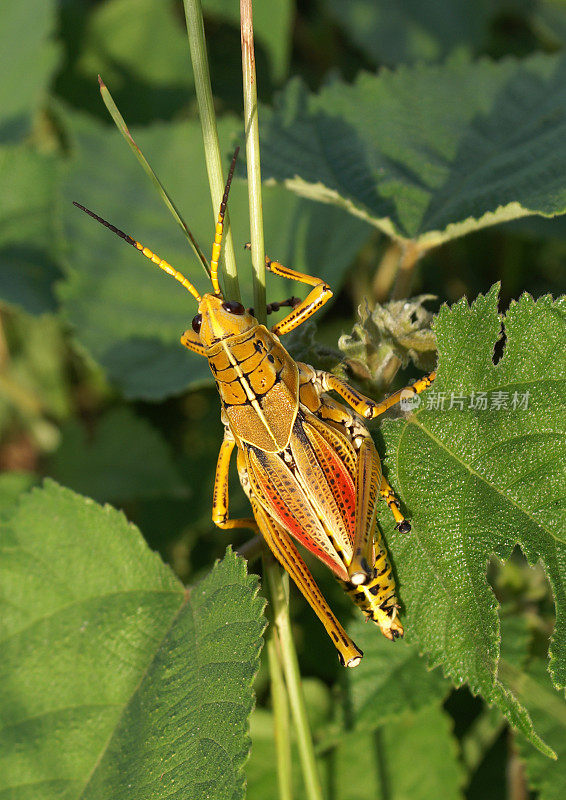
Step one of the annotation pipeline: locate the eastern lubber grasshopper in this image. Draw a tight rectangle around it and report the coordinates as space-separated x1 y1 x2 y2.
74 149 436 667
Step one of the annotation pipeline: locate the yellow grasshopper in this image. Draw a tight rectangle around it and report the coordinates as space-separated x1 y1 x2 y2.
74 150 435 667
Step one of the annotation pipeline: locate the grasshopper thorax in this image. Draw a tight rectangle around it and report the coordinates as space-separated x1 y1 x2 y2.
192 293 258 348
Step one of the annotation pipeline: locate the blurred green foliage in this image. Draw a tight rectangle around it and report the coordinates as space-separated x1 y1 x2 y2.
1 1 565 799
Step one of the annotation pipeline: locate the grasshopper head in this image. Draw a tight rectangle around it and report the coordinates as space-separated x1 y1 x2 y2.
192 293 257 346
73 148 248 351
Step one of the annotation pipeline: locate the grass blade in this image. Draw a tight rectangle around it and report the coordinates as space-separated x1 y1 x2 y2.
183 0 241 300
98 75 210 278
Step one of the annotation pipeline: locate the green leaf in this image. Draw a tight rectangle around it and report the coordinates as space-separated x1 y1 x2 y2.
57 0 193 123
58 108 370 399
259 54 566 248
325 0 489 66
0 0 59 142
0 472 37 518
47 407 187 504
343 622 452 730
499 610 532 671
511 659 566 799
379 286 564 753
99 76 211 269
329 705 464 800
0 146 62 314
460 614 529 775
315 622 452 756
0 481 265 800
245 709 286 800
248 695 464 800
85 0 191 85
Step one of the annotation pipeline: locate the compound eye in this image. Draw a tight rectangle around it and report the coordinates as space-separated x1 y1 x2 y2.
222 300 245 315
192 314 202 333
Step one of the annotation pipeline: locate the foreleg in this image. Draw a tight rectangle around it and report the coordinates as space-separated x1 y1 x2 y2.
212 429 258 533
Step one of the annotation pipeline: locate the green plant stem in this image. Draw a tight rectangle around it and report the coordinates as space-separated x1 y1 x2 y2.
372 240 402 301
265 558 324 800
264 577 293 800
390 240 423 300
507 733 529 800
267 635 293 800
236 534 264 563
240 0 266 325
183 0 240 300
239 4 316 797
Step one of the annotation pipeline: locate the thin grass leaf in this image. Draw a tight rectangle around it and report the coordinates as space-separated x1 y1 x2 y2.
99 75 210 277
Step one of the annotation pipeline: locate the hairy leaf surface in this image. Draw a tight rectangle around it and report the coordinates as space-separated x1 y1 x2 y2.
0 482 265 800
378 287 564 752
259 55 566 247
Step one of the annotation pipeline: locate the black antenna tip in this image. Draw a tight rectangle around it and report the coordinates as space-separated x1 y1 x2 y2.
72 201 137 247
219 147 241 216
229 147 240 173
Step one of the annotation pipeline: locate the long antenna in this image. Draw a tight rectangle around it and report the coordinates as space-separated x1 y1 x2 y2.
210 147 239 295
73 202 202 302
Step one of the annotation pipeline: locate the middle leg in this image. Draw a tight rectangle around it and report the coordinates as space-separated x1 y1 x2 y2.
244 245 333 335
318 370 436 420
